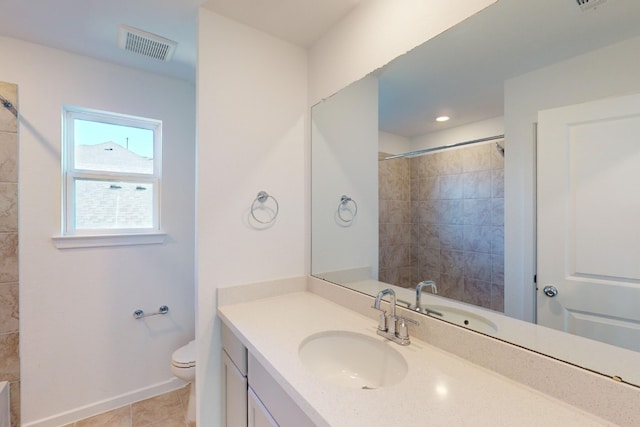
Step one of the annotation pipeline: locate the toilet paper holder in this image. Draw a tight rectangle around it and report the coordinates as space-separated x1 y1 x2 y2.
133 305 169 319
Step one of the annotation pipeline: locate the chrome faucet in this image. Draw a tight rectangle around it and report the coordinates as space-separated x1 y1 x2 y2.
414 281 443 316
372 288 417 345
373 288 397 334
417 280 438 296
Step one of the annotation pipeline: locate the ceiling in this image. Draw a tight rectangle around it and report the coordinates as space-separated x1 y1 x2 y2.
4 0 639 138
0 0 202 82
377 0 640 137
0 0 360 83
202 0 363 47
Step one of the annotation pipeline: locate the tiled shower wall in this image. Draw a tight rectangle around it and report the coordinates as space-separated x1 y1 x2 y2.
379 141 504 312
0 81 20 426
379 153 412 286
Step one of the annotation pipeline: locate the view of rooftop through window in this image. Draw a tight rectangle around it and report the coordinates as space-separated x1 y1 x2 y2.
74 119 154 174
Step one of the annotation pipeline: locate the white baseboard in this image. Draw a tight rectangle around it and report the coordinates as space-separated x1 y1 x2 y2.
22 377 186 427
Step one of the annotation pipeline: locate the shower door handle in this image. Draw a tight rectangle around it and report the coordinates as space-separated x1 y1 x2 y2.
543 285 558 297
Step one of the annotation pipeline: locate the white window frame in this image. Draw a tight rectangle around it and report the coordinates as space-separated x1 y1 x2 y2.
53 106 165 248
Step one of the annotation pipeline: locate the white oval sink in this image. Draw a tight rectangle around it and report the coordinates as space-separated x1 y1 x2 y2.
299 331 408 389
423 305 497 334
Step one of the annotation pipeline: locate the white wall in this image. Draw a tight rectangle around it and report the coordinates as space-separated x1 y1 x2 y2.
504 34 640 321
410 116 504 150
311 76 378 277
0 37 196 425
196 9 307 427
379 131 410 155
195 1 501 426
308 0 497 105
379 116 503 158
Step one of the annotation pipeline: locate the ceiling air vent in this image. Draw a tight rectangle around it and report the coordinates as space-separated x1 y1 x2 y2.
117 25 177 61
576 0 607 11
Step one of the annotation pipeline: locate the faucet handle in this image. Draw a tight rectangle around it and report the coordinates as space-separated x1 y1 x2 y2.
396 316 419 341
403 316 419 325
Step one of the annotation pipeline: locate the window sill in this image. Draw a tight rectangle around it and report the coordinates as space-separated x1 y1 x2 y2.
52 232 167 249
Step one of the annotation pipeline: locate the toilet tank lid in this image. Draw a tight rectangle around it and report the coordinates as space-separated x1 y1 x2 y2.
172 340 196 364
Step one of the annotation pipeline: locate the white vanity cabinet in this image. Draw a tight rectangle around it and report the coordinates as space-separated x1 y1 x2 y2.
247 353 315 427
222 324 248 427
247 388 278 427
222 323 316 427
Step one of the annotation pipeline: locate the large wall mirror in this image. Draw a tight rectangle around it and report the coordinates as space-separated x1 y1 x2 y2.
311 0 640 388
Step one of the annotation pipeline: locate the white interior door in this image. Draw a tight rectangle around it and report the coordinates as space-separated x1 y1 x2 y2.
537 92 640 352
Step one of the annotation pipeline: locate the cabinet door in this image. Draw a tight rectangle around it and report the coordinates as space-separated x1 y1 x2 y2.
248 388 279 427
223 351 248 427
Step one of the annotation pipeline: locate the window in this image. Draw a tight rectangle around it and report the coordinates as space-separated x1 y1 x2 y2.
60 106 163 242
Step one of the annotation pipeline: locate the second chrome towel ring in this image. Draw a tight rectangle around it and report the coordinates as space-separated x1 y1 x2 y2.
251 191 279 224
337 195 358 223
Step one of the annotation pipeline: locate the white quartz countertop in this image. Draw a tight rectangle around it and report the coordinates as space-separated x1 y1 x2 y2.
218 291 612 427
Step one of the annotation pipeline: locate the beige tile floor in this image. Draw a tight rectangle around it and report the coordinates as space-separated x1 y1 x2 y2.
62 385 195 427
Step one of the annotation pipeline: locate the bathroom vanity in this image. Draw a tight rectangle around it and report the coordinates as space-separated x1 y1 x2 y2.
217 278 630 427
222 322 314 427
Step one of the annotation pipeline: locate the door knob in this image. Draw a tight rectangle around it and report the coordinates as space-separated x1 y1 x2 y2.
543 285 558 297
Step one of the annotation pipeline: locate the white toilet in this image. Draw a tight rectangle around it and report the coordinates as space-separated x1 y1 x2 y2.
171 340 196 423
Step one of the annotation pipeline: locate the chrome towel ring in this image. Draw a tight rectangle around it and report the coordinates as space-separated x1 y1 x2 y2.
251 191 279 224
337 195 358 223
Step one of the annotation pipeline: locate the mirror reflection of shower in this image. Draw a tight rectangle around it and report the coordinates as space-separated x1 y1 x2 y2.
378 138 505 312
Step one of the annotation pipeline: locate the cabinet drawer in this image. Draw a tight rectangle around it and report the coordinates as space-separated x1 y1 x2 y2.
223 323 247 375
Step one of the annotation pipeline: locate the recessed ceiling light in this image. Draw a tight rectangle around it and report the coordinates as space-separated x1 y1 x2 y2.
436 116 450 122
